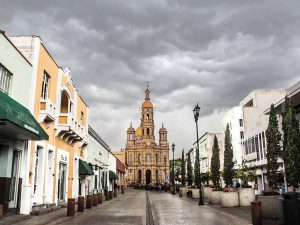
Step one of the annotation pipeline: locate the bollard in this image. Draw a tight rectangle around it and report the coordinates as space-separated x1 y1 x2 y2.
67 198 75 216
179 190 183 197
121 185 124 194
98 193 102 204
106 191 109 201
251 201 262 225
78 196 85 212
93 194 98 206
114 189 117 197
86 195 93 209
109 191 113 199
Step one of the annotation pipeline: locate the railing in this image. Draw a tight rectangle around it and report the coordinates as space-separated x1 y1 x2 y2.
39 99 56 121
57 113 86 138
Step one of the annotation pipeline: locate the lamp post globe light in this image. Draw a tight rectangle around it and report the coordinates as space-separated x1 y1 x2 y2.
172 143 175 194
193 103 204 205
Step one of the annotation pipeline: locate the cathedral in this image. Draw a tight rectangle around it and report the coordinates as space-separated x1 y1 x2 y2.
125 87 170 185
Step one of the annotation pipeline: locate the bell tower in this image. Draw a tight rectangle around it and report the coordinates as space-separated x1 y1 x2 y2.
159 123 168 146
140 88 155 140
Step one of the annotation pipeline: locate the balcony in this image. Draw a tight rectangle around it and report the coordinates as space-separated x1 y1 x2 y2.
39 99 56 123
55 113 87 145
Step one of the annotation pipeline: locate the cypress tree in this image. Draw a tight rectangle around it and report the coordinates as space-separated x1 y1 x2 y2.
187 151 193 186
211 135 221 188
181 149 186 186
194 145 201 188
266 104 281 190
282 97 300 189
223 124 234 187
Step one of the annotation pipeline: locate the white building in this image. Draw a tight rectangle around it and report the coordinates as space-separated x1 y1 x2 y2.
221 107 244 168
86 126 111 195
223 89 286 193
197 132 223 174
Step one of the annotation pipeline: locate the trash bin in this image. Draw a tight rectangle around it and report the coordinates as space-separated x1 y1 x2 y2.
282 192 300 225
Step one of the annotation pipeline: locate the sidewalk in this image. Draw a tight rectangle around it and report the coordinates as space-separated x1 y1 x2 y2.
0 191 124 225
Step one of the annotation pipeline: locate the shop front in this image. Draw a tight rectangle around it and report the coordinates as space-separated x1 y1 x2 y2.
0 91 48 216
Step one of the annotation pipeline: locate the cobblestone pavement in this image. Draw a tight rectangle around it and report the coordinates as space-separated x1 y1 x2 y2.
149 191 252 225
11 190 146 225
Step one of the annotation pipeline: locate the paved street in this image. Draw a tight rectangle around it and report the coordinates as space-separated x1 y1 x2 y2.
149 191 251 225
1 190 255 225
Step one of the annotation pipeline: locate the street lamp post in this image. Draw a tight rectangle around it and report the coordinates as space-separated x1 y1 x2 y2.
193 103 204 205
164 157 167 182
172 143 175 194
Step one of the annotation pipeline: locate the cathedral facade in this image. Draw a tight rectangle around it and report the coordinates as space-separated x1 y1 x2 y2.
125 88 170 185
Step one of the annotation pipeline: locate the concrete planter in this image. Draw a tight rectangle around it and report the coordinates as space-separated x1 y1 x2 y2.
211 191 222 205
203 187 212 203
238 188 255 206
258 195 283 220
221 192 239 207
192 189 200 199
180 187 188 196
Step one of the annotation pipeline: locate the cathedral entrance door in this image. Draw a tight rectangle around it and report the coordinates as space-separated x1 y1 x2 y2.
146 170 151 184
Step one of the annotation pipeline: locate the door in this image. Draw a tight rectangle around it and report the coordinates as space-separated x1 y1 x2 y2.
8 150 21 208
57 163 67 201
146 170 151 185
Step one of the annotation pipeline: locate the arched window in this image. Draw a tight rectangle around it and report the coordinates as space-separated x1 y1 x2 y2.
146 154 151 162
147 128 150 135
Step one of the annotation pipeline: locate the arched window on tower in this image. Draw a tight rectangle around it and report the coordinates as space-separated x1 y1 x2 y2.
146 154 151 162
147 128 150 136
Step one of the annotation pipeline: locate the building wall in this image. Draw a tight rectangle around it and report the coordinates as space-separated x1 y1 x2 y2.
221 106 244 167
10 37 89 213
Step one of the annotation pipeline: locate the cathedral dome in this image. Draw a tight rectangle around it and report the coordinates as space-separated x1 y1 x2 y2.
142 100 153 108
135 127 142 136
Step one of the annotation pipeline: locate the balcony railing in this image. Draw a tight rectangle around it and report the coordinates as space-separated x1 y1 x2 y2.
39 99 56 123
56 113 87 145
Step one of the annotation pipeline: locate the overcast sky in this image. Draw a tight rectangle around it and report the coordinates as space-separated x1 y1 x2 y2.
1 0 300 158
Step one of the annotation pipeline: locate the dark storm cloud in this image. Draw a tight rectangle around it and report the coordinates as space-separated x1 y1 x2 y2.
1 0 300 154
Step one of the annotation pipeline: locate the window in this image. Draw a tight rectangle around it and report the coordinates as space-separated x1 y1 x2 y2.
0 63 13 94
146 154 150 162
147 128 150 135
138 154 141 164
41 71 50 99
147 114 150 120
155 154 158 164
239 119 243 127
80 111 84 125
240 131 244 139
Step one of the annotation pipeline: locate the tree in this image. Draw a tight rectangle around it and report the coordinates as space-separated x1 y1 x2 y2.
181 149 186 186
235 160 256 187
187 152 193 186
211 135 221 188
282 97 300 189
266 104 281 190
194 145 201 188
223 124 235 187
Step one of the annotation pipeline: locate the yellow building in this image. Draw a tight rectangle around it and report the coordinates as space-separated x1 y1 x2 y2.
125 88 170 184
112 150 126 164
10 36 91 213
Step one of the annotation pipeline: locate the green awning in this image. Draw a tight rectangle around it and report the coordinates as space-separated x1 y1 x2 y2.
0 91 48 140
109 170 118 180
79 159 94 175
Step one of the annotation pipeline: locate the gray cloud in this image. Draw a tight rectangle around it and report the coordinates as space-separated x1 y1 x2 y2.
1 0 300 157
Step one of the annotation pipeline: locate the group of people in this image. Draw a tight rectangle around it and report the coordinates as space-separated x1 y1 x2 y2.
133 182 171 192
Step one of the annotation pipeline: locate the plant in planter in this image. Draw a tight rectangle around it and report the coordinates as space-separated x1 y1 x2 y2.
181 149 186 186
210 135 222 205
282 96 300 191
221 187 239 207
187 152 193 186
235 160 256 206
265 104 281 195
223 124 235 188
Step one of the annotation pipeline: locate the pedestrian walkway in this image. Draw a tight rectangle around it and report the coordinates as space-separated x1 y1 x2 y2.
149 191 252 225
0 190 145 225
